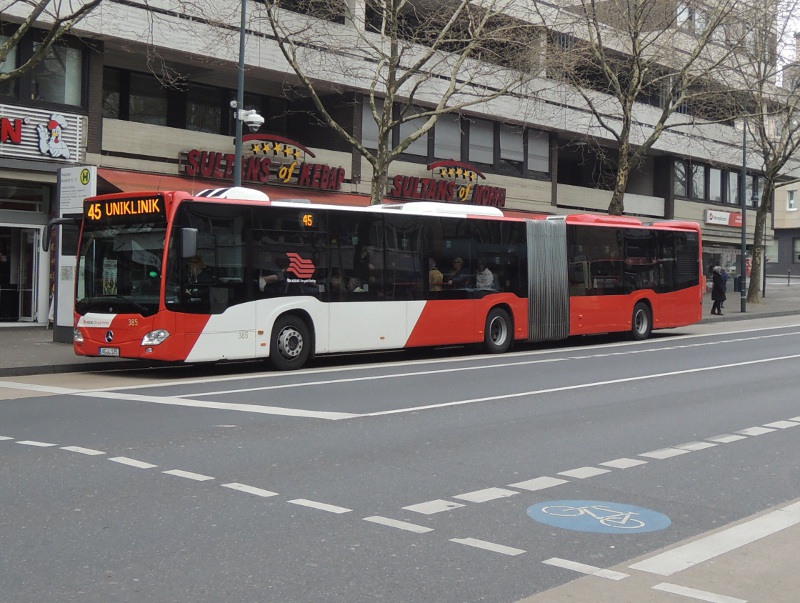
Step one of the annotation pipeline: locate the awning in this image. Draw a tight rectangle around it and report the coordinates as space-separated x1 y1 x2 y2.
96 168 372 207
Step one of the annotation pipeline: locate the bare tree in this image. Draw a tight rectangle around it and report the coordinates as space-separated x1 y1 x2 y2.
729 0 800 303
258 0 539 204
0 0 103 83
543 0 753 215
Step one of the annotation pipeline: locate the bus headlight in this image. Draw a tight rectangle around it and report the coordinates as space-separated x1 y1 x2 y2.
73 328 84 344
142 329 170 346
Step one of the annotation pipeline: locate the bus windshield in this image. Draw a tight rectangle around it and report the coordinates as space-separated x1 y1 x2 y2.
76 223 167 317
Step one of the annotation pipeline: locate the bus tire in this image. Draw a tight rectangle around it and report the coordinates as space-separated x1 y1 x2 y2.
270 314 311 370
630 302 652 341
484 307 512 354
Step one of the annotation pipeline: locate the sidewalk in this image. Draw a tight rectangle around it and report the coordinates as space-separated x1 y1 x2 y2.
1 279 799 377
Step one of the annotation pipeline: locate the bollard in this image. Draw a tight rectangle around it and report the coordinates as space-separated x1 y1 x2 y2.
789 270 792 286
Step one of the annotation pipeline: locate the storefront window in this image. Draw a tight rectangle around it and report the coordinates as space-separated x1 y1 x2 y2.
129 73 168 126
30 41 82 105
793 238 800 263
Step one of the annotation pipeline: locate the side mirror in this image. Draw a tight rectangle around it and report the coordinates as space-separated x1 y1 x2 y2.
181 228 198 258
42 217 80 252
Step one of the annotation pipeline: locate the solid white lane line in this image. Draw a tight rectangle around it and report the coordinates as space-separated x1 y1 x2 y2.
509 476 569 491
558 466 611 479
221 483 279 498
675 441 718 451
15 440 56 447
707 434 748 443
763 420 798 429
163 469 214 481
80 391 357 420
652 583 747 603
450 537 525 556
288 499 351 514
355 353 800 418
61 446 105 455
403 500 465 514
363 516 433 533
543 557 629 581
453 488 518 503
640 448 692 460
109 457 157 469
629 501 800 577
737 426 775 436
600 458 648 469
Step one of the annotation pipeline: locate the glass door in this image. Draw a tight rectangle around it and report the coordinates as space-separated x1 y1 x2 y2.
18 228 38 321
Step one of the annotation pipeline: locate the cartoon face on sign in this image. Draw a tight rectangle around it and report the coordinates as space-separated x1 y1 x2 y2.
37 113 70 159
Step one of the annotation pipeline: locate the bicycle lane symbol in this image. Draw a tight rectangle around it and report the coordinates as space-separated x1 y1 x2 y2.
527 500 671 534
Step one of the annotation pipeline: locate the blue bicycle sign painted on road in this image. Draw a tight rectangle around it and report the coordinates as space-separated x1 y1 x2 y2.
527 500 671 534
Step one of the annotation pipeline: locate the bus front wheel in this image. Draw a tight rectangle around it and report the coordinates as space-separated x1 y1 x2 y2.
630 302 652 341
484 308 512 354
270 315 311 370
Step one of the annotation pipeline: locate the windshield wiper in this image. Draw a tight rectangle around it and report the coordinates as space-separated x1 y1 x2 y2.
113 295 150 315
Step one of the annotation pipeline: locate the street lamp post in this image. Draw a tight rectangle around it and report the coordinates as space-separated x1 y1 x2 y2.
740 115 747 313
232 0 263 187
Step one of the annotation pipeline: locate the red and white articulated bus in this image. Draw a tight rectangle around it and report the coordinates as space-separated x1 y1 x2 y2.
62 187 703 370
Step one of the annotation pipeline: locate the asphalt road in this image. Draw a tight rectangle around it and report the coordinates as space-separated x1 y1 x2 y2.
2 317 799 602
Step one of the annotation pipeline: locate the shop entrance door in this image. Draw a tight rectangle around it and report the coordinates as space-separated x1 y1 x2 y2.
17 229 39 322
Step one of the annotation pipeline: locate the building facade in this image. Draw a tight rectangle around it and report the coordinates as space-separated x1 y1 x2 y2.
1 0 794 332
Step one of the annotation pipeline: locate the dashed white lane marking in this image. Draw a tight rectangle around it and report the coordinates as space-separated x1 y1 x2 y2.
0 436 13 440
109 456 158 469
543 557 629 581
288 499 351 514
221 483 279 498
508 476 569 491
403 500 465 514
629 500 800 576
652 582 747 603
791 415 800 422
363 516 433 533
558 466 611 479
61 446 105 455
600 457 648 469
640 447 692 460
676 441 718 451
163 469 214 481
15 440 56 447
708 434 748 443
453 487 518 503
763 420 798 429
737 426 775 436
450 537 525 556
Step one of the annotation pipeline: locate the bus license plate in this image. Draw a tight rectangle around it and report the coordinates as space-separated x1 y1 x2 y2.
98 347 120 357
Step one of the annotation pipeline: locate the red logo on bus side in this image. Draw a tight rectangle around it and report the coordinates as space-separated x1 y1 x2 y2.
286 253 315 279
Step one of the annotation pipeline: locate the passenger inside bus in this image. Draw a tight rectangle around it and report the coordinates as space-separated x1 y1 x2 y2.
256 250 285 296
446 257 471 288
475 261 494 289
428 258 443 291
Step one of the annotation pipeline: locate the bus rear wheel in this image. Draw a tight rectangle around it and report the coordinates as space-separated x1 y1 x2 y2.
630 302 652 341
484 308 512 354
270 314 311 370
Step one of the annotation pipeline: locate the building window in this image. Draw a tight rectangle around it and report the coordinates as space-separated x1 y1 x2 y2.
690 163 706 200
129 73 168 126
726 171 739 206
396 106 428 158
468 118 494 167
433 113 462 161
788 190 797 211
0 35 17 98
187 84 223 134
102 68 122 118
361 98 383 150
674 160 688 198
793 238 800 263
30 41 82 105
499 124 524 175
709 168 722 202
527 129 550 174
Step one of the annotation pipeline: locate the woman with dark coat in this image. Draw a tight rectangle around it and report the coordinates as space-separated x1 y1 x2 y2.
711 266 726 315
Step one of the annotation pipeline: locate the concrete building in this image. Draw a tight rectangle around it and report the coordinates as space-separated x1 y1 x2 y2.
1 0 795 330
